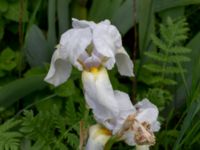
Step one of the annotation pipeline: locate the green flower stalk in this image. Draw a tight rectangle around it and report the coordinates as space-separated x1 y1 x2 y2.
136 145 149 150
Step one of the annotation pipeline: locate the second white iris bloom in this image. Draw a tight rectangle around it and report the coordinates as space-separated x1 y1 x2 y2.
82 67 160 149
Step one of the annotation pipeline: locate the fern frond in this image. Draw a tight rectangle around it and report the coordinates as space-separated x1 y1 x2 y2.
145 52 190 63
168 55 190 62
65 99 83 125
160 17 189 45
146 88 172 110
144 76 177 85
144 51 166 62
143 64 186 74
66 133 79 148
151 34 168 50
0 119 22 150
169 46 191 54
0 119 21 133
143 17 190 87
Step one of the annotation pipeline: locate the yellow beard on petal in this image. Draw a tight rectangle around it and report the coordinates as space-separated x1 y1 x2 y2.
95 127 112 137
90 67 99 74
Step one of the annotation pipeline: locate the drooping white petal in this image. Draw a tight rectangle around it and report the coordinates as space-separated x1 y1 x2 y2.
93 23 121 69
60 28 92 70
92 22 134 76
82 67 119 129
86 124 111 150
44 49 72 86
115 47 134 76
93 22 122 54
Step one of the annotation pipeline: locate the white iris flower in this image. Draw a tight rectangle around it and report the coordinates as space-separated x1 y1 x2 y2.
43 18 159 149
120 99 160 146
44 18 134 86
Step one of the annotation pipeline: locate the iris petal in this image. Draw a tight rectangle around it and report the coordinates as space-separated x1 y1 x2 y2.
86 124 111 150
82 68 119 127
135 99 159 129
44 50 72 86
115 47 134 76
60 28 92 70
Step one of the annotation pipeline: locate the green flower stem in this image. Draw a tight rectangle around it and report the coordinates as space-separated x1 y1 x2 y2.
136 145 149 150
104 136 118 150
84 106 90 123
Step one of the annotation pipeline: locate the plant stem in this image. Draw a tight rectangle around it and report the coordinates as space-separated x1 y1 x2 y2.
104 136 118 150
136 145 150 150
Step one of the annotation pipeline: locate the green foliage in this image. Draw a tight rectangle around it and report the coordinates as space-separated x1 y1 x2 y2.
138 88 172 111
24 25 50 67
0 48 18 77
20 101 82 150
17 77 88 150
143 17 191 86
0 1 200 150
0 119 22 150
4 1 28 22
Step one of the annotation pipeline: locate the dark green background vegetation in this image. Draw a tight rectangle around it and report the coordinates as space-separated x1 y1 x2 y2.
0 0 200 149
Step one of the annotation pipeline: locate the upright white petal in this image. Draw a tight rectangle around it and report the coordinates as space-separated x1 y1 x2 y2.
135 99 160 132
44 49 72 86
86 124 111 150
82 67 119 130
72 18 110 29
93 23 120 60
72 18 95 29
83 54 101 69
112 90 136 134
115 47 134 76
60 28 92 70
92 22 134 76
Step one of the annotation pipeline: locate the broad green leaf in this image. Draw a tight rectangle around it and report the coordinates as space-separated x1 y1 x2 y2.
24 67 46 77
27 0 42 29
0 48 17 71
89 0 122 21
186 32 200 77
47 0 57 51
154 0 200 12
0 0 8 12
57 0 71 36
71 0 87 20
176 32 200 101
24 25 50 67
137 0 155 72
0 75 47 108
159 7 185 21
111 0 134 35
